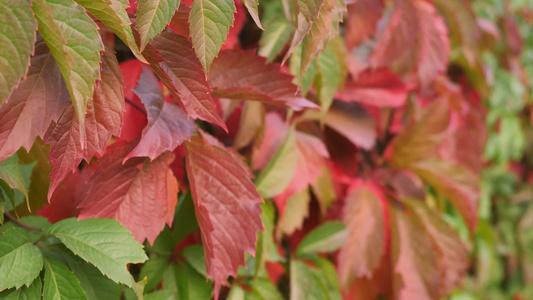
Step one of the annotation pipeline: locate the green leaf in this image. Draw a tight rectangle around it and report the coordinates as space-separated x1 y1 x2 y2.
0 278 42 300
255 127 298 198
0 154 29 204
74 0 145 62
251 277 284 300
144 289 176 300
290 260 329 300
315 46 341 117
139 256 169 292
0 180 15 212
0 228 43 291
296 221 347 257
258 13 293 62
172 192 199 244
242 0 263 29
31 0 104 141
45 218 148 287
43 257 88 300
278 189 311 237
137 0 181 50
189 0 236 73
179 261 212 299
180 245 207 277
0 0 36 105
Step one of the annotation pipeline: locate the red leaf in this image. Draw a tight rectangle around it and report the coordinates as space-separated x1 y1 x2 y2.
44 44 125 198
391 207 441 300
338 69 410 107
125 66 195 160
345 0 384 49
221 0 246 50
209 50 317 110
184 135 263 295
0 38 70 162
169 2 191 37
338 180 387 288
147 30 226 130
79 142 178 244
370 0 450 86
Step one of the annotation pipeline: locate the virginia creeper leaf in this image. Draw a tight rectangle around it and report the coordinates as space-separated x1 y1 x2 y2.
258 13 294 62
209 50 317 110
169 2 191 36
0 228 43 291
283 0 324 63
31 0 104 142
126 66 195 160
79 142 178 244
315 46 341 116
386 99 450 168
46 218 148 286
43 257 88 300
0 278 41 300
0 38 69 163
44 44 124 198
242 0 263 29
0 154 29 205
296 221 347 257
0 0 36 105
184 135 263 295
277 188 311 237
338 181 386 288
137 0 181 50
409 158 479 233
345 0 384 49
405 199 468 296
391 207 441 300
189 0 236 73
148 30 226 129
74 0 145 61
290 260 329 300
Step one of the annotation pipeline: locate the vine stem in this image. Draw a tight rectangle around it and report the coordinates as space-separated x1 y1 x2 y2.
125 98 147 115
4 212 43 232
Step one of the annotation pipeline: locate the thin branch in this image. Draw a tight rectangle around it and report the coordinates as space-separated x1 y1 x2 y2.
125 98 147 115
4 212 44 232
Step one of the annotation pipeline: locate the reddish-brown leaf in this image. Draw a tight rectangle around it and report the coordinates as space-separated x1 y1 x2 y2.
345 0 384 49
338 69 410 107
79 142 178 244
386 98 450 168
391 207 441 300
370 0 450 86
184 135 263 295
0 38 70 162
147 30 226 130
169 2 191 37
283 0 324 63
119 59 148 142
125 66 195 160
209 50 317 110
338 180 386 288
44 45 124 198
405 199 468 296
409 158 479 233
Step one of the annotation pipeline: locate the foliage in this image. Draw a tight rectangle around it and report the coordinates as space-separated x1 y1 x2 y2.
0 0 532 299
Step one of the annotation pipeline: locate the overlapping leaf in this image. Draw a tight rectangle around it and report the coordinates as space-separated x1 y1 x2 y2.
78 142 178 244
43 257 87 300
147 30 226 129
0 0 36 105
137 0 181 50
126 66 195 160
345 0 384 49
242 0 263 29
44 45 124 198
189 0 236 73
338 181 386 288
209 50 317 110
184 135 263 295
283 0 324 62
0 38 69 163
31 0 104 140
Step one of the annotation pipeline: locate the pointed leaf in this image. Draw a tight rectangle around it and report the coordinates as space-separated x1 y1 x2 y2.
31 0 104 139
0 0 36 105
46 218 148 286
296 221 347 257
126 66 195 160
409 158 479 233
79 142 178 244
386 99 450 168
277 188 311 236
43 257 88 300
316 46 341 115
258 14 294 62
0 154 29 202
0 228 43 291
290 260 329 300
74 0 145 61
391 207 441 300
209 50 317 110
338 181 386 287
189 0 236 73
148 30 226 129
283 0 324 63
0 278 42 300
242 0 263 29
184 135 263 295
137 0 181 50
44 44 124 198
0 38 69 163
